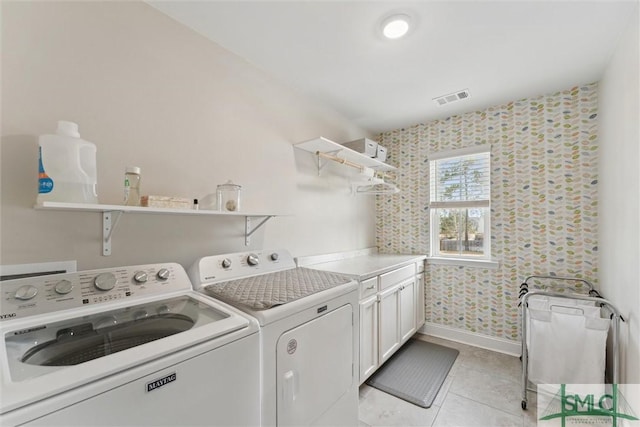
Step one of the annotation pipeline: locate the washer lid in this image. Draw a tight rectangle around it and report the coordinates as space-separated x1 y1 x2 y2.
5 294 230 382
21 313 195 367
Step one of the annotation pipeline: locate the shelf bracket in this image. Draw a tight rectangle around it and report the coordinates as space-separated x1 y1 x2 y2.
317 151 327 176
315 150 342 176
245 215 274 246
103 211 123 256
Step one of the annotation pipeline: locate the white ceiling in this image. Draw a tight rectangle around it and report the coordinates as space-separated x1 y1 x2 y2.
148 1 637 134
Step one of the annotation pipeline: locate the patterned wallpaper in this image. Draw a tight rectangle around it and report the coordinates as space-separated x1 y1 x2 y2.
376 84 599 341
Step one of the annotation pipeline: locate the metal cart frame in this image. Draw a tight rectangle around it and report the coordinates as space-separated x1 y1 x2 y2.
519 275 624 410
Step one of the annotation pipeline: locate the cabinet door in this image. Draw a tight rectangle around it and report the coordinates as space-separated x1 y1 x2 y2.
416 273 425 330
378 284 401 364
359 295 378 384
399 278 416 343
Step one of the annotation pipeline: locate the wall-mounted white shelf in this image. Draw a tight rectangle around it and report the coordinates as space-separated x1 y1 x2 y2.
35 201 281 256
294 137 397 174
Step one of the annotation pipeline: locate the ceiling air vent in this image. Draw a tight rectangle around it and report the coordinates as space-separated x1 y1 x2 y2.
433 89 470 106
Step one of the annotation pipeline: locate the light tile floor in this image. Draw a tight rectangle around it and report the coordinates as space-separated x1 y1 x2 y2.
359 334 539 427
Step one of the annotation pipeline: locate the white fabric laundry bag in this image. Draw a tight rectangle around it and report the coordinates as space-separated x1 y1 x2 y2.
525 296 602 349
528 306 610 385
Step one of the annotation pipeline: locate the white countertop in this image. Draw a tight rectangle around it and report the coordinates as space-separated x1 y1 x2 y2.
297 249 426 281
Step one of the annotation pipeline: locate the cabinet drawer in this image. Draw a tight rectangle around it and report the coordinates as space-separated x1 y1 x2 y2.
359 277 378 299
379 265 415 290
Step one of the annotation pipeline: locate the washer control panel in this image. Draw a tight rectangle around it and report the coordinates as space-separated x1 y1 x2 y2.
0 263 190 321
190 248 296 286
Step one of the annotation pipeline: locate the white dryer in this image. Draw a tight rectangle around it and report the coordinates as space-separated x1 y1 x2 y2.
0 263 260 426
189 249 359 427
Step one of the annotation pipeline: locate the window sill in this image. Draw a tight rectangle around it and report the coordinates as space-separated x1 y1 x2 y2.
426 257 499 269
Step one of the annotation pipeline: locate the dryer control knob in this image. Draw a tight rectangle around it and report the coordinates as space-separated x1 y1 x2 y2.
270 253 279 261
94 273 117 291
221 258 232 269
15 285 38 301
247 254 259 266
54 279 74 295
156 268 170 281
133 271 148 284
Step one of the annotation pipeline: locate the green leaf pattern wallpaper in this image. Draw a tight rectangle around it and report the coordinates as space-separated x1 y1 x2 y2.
376 83 599 341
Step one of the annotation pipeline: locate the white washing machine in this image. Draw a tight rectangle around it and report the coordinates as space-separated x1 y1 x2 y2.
0 263 260 426
189 249 359 427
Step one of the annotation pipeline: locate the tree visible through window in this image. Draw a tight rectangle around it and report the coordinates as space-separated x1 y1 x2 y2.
429 147 490 259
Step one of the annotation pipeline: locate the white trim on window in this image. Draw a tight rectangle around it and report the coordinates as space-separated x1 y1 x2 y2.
429 146 492 261
426 257 499 269
429 200 490 209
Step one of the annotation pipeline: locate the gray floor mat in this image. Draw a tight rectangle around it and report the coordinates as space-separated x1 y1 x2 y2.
366 339 459 408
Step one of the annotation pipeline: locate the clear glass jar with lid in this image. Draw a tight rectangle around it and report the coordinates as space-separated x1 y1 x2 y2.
216 180 241 212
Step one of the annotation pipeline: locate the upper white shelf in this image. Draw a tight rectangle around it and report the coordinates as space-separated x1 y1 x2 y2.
35 201 282 255
294 137 396 172
34 201 279 217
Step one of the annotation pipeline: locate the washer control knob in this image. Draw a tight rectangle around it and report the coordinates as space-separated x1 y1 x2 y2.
94 273 117 291
156 268 170 281
15 285 38 301
54 279 74 295
221 258 232 269
133 271 148 284
270 253 279 261
247 254 259 266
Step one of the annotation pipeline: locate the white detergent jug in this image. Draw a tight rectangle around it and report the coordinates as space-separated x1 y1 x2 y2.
37 121 98 204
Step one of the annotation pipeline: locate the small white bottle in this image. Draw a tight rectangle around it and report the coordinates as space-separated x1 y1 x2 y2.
124 166 141 206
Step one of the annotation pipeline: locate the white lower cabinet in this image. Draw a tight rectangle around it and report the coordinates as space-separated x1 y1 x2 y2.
359 262 423 384
399 278 416 343
378 283 401 364
416 272 425 330
358 294 379 381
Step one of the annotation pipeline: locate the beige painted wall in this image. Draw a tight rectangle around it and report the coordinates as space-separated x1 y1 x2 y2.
598 5 639 394
0 1 375 270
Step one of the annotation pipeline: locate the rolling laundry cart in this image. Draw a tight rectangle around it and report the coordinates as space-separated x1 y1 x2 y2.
518 275 624 410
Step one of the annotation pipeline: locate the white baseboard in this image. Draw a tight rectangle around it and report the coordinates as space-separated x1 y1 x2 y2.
419 322 521 357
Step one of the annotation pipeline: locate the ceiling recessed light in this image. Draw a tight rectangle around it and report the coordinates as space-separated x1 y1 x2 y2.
381 14 411 39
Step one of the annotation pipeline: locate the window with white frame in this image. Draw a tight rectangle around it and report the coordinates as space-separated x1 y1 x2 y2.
429 146 491 260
